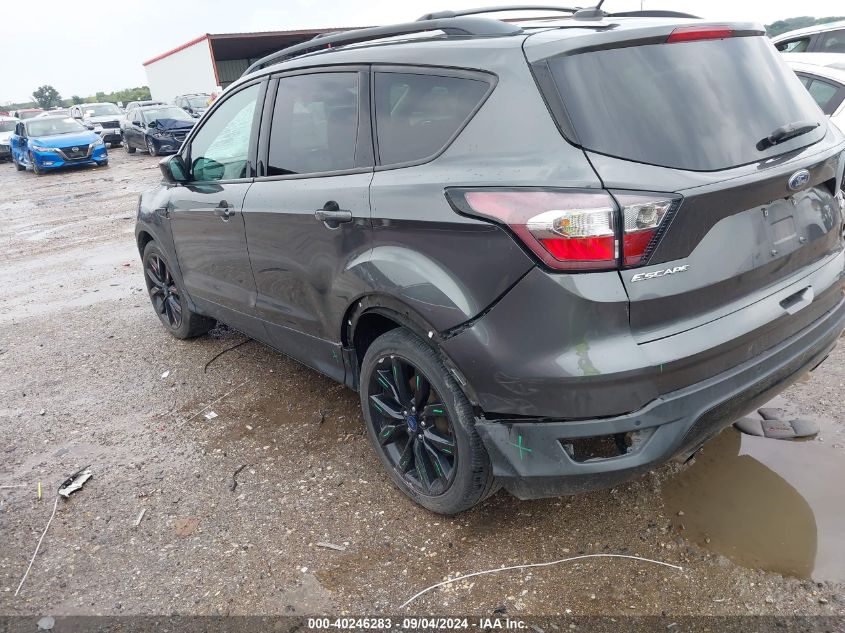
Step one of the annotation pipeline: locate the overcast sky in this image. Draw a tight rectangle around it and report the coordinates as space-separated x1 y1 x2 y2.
0 0 840 104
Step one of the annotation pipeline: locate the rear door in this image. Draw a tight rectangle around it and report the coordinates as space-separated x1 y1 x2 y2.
240 68 373 381
531 28 845 342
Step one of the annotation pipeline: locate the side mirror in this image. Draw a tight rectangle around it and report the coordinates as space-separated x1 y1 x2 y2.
160 154 188 184
85 124 95 130
147 120 157 129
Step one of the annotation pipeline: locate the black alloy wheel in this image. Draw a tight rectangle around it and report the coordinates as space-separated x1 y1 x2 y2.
141 242 214 339
361 328 498 514
368 354 458 495
146 137 158 157
144 253 182 330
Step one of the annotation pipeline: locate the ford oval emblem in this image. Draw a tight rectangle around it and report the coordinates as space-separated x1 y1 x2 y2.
788 169 810 191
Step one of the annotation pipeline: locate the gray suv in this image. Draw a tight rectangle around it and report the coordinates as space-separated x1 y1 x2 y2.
135 6 845 514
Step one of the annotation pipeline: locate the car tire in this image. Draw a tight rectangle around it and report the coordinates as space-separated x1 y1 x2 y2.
359 328 498 514
29 152 43 176
142 241 214 340
124 138 136 154
146 138 158 157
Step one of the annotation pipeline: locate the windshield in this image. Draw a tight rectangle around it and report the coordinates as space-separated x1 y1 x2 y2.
187 96 208 107
26 117 86 137
142 107 194 123
545 36 827 171
84 104 123 117
0 120 16 132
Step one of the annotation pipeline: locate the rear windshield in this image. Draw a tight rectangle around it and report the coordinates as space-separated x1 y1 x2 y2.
546 36 827 171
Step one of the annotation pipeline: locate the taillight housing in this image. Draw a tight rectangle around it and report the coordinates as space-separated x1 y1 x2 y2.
617 194 677 266
666 25 734 43
446 188 680 272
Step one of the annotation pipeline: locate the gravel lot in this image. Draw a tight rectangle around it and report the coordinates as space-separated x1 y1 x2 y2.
0 150 843 619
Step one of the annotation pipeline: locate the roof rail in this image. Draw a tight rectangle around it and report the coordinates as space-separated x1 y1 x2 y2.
242 17 522 77
606 10 701 18
417 6 580 21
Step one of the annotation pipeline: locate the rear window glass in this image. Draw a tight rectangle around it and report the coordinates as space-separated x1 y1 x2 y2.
268 73 359 176
374 72 489 165
806 78 841 113
819 30 845 53
546 36 827 171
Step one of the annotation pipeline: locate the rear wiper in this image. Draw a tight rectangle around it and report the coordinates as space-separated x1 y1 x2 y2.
756 120 820 151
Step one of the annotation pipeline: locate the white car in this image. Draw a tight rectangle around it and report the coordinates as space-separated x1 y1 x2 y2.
0 114 19 161
773 20 845 53
70 102 124 148
783 54 845 133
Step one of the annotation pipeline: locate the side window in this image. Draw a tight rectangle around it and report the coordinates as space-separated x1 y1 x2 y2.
819 30 845 53
267 73 359 176
776 37 811 52
806 78 842 114
373 72 490 165
187 83 260 182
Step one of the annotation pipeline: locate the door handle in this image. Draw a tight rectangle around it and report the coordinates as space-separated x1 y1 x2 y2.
214 200 234 221
314 201 353 228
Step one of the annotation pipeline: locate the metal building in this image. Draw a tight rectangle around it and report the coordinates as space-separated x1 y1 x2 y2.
143 28 353 102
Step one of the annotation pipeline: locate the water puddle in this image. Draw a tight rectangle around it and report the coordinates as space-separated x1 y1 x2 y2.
662 398 845 584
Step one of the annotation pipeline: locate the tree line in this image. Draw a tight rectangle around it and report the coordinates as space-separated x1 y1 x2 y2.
3 85 153 111
765 15 844 37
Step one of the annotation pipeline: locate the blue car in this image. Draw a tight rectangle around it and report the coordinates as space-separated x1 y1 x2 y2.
10 116 108 175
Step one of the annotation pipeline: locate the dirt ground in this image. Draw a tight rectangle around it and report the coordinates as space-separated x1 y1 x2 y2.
1 150 844 620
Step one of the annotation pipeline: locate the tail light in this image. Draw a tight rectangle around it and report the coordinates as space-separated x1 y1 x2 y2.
447 188 679 272
666 25 734 43
617 194 677 266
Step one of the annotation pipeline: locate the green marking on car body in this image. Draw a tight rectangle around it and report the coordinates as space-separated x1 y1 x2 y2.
507 435 533 461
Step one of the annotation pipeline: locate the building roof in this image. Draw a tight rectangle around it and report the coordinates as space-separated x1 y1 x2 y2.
143 28 361 67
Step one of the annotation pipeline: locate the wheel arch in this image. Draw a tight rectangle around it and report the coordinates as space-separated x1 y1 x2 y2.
137 229 155 257
341 295 478 405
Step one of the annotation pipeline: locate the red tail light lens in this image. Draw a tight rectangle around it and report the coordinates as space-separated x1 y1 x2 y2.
448 189 679 271
666 25 734 43
451 190 618 271
617 195 677 266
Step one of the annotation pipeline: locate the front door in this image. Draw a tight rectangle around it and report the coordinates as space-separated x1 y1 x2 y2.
242 70 373 380
168 80 265 333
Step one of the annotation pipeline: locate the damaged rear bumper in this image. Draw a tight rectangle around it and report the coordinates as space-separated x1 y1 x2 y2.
477 297 845 499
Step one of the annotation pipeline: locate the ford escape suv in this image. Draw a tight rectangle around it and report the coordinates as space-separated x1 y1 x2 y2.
135 6 845 514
